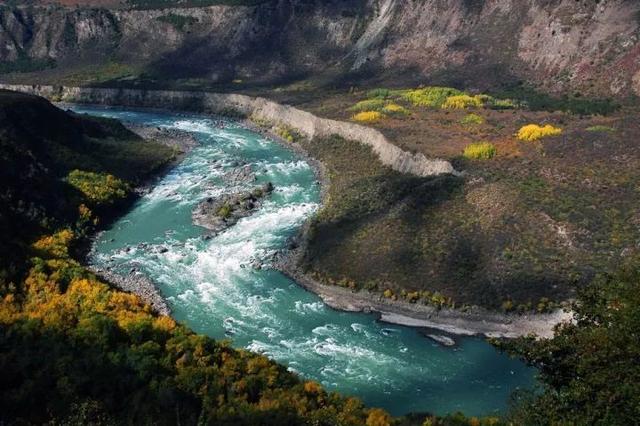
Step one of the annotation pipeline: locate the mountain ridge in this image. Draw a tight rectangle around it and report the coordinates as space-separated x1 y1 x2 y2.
0 0 639 98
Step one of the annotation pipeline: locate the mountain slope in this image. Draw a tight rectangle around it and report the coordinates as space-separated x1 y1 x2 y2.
1 0 639 97
0 89 174 281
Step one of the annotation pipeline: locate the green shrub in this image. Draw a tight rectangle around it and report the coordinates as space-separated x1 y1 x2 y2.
348 98 387 112
489 98 519 110
366 88 391 99
586 125 615 132
216 203 232 218
275 124 301 143
463 142 497 160
460 113 485 125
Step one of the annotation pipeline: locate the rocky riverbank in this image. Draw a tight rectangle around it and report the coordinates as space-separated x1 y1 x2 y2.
89 265 171 316
276 245 572 339
80 119 199 316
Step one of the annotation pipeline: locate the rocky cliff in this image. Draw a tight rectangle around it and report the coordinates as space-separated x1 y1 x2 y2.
1 0 639 97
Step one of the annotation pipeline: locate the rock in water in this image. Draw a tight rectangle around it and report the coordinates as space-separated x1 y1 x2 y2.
192 182 274 232
222 164 256 184
427 334 456 347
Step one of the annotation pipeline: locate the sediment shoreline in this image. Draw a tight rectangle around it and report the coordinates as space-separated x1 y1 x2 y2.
274 223 572 339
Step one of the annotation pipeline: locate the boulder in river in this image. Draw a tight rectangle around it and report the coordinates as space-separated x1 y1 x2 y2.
192 182 275 232
223 164 256 184
426 334 456 347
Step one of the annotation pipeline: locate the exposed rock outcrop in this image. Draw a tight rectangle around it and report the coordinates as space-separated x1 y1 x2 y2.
89 266 171 316
193 182 273 232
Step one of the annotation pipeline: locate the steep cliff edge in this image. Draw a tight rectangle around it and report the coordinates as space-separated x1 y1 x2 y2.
1 0 640 97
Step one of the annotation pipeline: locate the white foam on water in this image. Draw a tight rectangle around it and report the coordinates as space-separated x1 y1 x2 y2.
294 301 325 314
350 323 366 333
169 119 215 134
263 160 311 175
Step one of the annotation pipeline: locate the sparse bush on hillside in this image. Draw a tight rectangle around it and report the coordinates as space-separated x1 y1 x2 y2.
402 87 464 108
352 111 384 122
366 88 391 99
382 103 410 117
442 95 483 109
275 124 301 142
517 124 563 141
463 142 496 160
489 98 519 110
586 125 615 132
249 113 273 129
460 113 485 125
495 83 619 115
349 98 387 112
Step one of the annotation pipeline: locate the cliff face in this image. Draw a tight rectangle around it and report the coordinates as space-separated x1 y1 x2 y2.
1 0 639 96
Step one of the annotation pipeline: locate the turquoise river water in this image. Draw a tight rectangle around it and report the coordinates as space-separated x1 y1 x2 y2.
75 105 536 417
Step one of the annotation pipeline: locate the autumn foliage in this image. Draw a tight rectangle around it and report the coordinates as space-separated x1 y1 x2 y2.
66 169 130 204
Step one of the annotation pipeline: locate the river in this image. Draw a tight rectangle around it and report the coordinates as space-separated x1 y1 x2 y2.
76 105 536 417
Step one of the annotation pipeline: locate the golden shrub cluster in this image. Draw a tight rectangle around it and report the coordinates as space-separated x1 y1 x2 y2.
442 95 483 109
352 111 384 122
67 169 130 204
517 124 562 141
381 103 410 116
463 142 497 160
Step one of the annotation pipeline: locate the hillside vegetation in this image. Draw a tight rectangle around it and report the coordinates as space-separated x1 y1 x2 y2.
286 85 640 313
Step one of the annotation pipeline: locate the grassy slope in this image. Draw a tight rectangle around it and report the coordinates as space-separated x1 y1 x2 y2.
277 85 640 311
